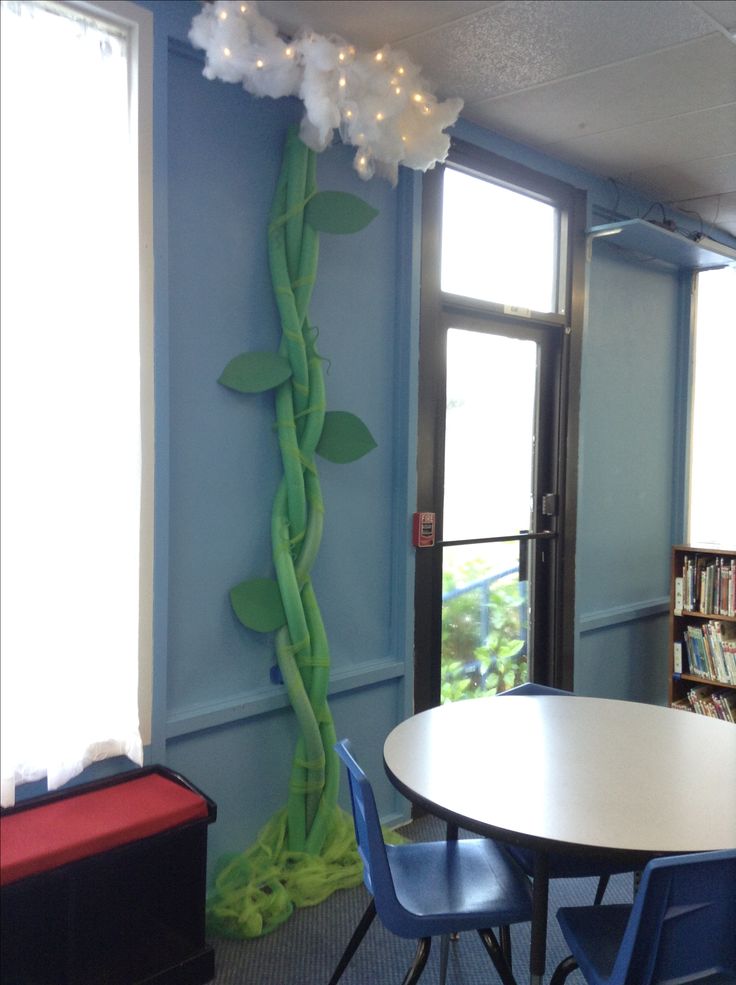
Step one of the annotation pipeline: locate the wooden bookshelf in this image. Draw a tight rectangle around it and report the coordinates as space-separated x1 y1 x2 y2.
669 545 736 723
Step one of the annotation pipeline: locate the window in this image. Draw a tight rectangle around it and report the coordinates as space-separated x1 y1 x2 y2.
687 266 736 547
0 0 153 805
441 167 560 313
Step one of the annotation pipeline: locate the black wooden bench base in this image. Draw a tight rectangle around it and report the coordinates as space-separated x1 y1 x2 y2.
1 766 217 985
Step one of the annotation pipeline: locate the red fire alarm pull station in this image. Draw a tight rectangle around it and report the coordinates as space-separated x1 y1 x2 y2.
412 512 436 548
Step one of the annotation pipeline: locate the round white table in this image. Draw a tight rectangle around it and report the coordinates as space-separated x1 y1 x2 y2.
383 695 736 984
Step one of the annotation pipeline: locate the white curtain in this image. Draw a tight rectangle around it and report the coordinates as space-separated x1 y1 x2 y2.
0 0 144 806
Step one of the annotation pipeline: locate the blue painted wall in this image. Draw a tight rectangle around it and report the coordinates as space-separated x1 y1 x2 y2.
136 1 418 872
123 1 735 875
575 248 683 702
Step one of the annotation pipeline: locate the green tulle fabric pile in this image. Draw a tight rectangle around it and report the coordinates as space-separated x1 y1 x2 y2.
206 805 360 939
206 804 406 939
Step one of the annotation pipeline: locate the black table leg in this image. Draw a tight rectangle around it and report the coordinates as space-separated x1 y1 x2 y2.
530 851 550 985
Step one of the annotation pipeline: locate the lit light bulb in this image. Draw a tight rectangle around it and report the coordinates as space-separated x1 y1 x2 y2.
256 58 264 69
239 3 248 10
223 47 231 57
338 51 346 62
358 156 367 167
345 109 353 119
395 87 401 95
339 75 346 88
284 47 294 58
218 9 227 19
412 93 423 103
422 104 431 114
397 66 405 75
374 51 383 62
375 112 384 121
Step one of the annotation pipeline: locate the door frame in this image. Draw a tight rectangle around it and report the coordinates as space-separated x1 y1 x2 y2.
414 140 587 712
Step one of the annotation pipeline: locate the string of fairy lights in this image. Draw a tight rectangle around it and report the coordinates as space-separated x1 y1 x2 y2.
189 0 464 183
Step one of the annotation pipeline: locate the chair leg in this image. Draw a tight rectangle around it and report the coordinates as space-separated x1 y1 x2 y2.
499 925 512 968
439 934 449 985
549 955 579 985
400 937 431 985
327 899 377 985
477 929 518 985
593 874 610 905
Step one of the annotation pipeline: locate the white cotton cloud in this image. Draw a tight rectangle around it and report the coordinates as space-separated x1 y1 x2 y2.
188 0 463 183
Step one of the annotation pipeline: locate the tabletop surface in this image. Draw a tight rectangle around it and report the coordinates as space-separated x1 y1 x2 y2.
383 695 736 857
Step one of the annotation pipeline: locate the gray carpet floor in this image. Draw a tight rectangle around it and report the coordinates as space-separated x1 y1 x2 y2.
208 815 635 984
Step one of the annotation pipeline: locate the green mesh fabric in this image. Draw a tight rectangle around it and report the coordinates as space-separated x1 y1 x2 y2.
206 805 359 938
206 804 406 939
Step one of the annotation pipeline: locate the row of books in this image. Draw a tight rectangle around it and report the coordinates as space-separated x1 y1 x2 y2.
676 621 736 685
672 685 736 723
675 555 735 616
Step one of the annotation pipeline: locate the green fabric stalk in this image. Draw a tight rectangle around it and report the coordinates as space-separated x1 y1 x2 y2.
209 127 378 938
284 129 308 291
271 483 324 847
269 165 309 423
274 380 307 547
292 150 319 324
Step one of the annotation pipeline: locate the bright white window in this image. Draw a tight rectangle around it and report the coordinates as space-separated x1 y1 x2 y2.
441 167 559 313
0 0 153 805
687 266 736 547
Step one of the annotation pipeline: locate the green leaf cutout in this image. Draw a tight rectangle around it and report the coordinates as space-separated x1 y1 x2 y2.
316 411 377 463
230 578 286 633
219 353 292 394
305 192 378 235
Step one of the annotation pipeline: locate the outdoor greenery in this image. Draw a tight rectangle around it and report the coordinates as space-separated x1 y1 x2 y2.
441 559 528 703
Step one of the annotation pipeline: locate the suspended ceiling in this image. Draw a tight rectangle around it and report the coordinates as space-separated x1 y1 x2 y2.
258 0 736 240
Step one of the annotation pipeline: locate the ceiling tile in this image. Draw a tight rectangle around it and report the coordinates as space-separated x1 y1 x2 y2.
259 1 497 49
463 35 736 144
614 154 736 203
691 0 736 31
401 0 717 103
540 105 736 173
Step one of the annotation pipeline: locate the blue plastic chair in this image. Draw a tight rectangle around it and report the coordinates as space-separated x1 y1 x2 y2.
497 683 637 903
329 739 532 985
549 849 736 985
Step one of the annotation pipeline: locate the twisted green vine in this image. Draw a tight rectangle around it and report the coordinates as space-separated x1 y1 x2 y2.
206 127 380 937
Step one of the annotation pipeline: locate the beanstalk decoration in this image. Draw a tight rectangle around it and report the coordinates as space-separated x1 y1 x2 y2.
206 127 379 938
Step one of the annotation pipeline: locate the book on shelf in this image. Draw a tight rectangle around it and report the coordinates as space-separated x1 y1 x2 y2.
682 620 736 685
673 641 683 674
674 576 683 615
670 546 736 725
683 685 736 723
680 554 735 616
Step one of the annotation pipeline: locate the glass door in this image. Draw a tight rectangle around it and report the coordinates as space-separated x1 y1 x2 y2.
441 327 541 702
415 144 583 710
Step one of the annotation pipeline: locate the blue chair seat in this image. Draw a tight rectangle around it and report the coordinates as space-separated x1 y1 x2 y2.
387 838 533 935
329 739 532 985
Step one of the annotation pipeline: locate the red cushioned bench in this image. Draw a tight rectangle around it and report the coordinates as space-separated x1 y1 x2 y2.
1 765 217 985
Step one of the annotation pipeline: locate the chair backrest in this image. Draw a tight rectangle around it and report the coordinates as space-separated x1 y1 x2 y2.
612 849 736 985
335 739 404 924
496 682 572 697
